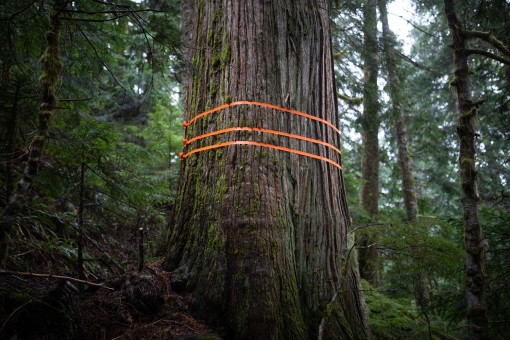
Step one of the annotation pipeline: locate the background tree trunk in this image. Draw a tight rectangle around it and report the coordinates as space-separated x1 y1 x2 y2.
358 0 380 285
378 0 417 224
379 0 428 308
164 1 369 338
444 0 489 338
1 0 63 265
0 65 19 200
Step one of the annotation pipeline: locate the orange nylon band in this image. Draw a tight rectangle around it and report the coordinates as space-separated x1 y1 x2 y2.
183 101 340 134
184 127 342 155
179 141 342 170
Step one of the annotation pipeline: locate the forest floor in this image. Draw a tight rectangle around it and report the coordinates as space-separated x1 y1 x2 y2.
0 199 221 339
0 260 221 339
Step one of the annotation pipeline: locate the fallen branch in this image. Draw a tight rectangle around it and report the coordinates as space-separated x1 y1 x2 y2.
0 271 114 290
0 299 33 336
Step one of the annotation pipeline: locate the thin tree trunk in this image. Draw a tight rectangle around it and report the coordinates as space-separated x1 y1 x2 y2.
506 64 510 93
378 0 428 308
0 0 64 265
504 1 510 93
2 70 20 200
358 0 380 285
77 162 85 280
138 227 144 273
164 1 370 338
444 1 489 338
395 119 418 221
180 1 194 100
12 4 62 200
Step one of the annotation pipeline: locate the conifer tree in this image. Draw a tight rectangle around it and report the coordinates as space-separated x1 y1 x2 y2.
164 1 370 338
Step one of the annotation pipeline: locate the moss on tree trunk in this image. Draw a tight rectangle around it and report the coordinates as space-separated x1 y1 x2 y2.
164 1 370 338
444 0 489 338
1 0 63 265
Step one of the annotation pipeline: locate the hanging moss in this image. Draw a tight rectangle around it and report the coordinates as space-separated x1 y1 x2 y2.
449 76 459 88
460 157 474 168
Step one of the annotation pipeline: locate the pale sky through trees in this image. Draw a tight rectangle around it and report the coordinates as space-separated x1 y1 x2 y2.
387 0 414 53
342 0 415 151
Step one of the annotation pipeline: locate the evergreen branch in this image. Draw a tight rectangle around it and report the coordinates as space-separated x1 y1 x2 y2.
465 30 510 57
1 0 38 21
86 186 140 211
350 223 390 234
396 51 440 74
60 97 94 102
62 9 164 15
5 1 40 79
123 10 154 93
0 271 114 290
60 13 130 22
338 93 363 105
465 49 510 66
389 13 436 38
90 0 131 8
76 24 126 95
128 9 181 57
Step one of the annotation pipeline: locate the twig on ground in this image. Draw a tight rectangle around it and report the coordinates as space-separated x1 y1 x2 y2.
0 271 114 290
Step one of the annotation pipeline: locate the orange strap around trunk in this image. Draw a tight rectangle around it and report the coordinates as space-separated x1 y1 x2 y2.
182 100 340 134
184 127 341 155
179 141 342 170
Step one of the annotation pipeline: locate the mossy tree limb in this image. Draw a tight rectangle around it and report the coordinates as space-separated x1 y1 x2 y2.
0 0 65 266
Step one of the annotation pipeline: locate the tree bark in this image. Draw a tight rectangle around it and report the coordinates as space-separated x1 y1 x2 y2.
444 0 489 338
164 1 370 338
0 65 19 200
379 0 428 309
77 161 85 280
358 0 380 285
378 0 418 224
0 0 64 265
506 65 510 93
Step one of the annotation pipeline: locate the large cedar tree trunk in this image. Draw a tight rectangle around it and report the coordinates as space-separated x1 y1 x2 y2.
358 0 380 285
164 1 370 338
444 0 489 338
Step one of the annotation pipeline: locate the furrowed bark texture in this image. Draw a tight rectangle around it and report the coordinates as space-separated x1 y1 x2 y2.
164 1 369 338
0 1 63 265
444 0 489 339
358 0 379 285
